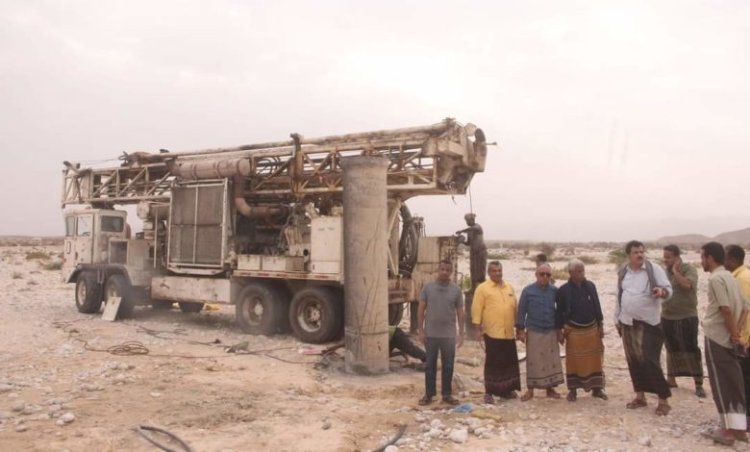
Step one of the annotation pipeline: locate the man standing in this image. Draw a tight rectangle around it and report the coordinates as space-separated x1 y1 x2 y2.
726 244 750 433
661 244 706 398
701 242 748 445
556 259 607 402
614 240 673 415
456 213 487 292
472 261 521 404
516 263 564 401
417 260 464 406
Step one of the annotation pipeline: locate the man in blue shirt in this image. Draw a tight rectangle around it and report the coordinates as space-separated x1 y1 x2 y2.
516 263 563 401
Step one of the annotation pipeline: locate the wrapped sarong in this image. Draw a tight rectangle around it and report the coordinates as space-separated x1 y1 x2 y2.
621 320 671 398
483 335 521 395
705 338 747 430
564 323 605 390
526 329 564 389
662 317 703 379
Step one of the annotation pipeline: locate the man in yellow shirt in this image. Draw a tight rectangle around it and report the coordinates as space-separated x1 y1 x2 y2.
472 260 521 404
725 244 750 432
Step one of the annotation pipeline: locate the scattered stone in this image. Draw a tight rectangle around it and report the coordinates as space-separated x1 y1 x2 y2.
36 413 50 421
21 405 35 415
638 436 652 447
150 392 162 398
384 446 399 452
0 384 14 393
425 427 442 438
15 423 28 432
59 412 75 424
449 428 468 444
322 421 331 430
113 374 127 384
11 401 25 412
430 419 444 429
0 410 12 420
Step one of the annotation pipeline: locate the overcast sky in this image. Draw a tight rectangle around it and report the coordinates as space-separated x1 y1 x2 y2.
1 1 748 241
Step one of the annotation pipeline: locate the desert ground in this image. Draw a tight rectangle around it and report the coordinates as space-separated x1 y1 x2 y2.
0 243 743 451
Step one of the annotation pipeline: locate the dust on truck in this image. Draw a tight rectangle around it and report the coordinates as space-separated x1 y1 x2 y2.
60 118 488 343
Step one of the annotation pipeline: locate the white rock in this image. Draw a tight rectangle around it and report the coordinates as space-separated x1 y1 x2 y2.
384 446 399 452
425 428 442 438
15 423 28 432
11 401 25 412
59 412 75 424
21 405 35 415
638 436 652 447
0 384 14 393
474 427 488 436
430 419 444 429
150 392 162 398
449 428 468 444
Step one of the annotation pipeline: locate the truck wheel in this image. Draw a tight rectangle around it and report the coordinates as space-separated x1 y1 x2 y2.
289 286 342 344
75 272 103 313
388 303 405 326
179 302 204 313
104 274 135 319
235 283 281 335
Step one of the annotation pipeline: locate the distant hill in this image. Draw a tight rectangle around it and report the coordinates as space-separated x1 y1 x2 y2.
656 233 711 245
658 227 750 246
714 227 750 244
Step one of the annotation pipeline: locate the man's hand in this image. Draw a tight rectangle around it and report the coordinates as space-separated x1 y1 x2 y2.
516 329 526 343
457 334 464 348
474 327 483 342
557 329 565 345
651 287 667 299
672 257 683 274
418 330 425 344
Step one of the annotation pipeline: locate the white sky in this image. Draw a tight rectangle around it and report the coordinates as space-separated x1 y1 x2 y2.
1 0 748 241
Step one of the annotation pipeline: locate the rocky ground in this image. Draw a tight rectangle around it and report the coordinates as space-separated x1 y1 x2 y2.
0 244 742 451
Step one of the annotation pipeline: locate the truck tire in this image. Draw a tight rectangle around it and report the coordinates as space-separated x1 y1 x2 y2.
289 286 342 344
179 302 204 313
235 282 282 336
104 274 135 319
75 272 103 314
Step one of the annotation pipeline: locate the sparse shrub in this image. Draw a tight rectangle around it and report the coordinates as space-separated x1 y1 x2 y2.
43 260 63 271
551 268 569 281
12 271 23 279
608 249 627 267
25 250 49 260
579 255 599 265
540 243 556 257
488 251 511 260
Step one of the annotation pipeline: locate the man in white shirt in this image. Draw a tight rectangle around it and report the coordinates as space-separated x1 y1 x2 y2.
614 240 673 416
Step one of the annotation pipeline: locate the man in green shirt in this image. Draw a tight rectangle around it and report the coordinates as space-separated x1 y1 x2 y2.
661 245 705 398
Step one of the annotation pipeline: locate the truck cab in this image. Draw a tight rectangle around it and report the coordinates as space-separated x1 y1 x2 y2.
62 209 129 283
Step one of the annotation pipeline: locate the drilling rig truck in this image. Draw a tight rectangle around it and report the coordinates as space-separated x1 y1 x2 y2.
60 118 488 343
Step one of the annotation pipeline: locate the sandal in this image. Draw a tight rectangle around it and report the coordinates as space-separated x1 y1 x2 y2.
483 394 495 405
566 390 577 402
500 391 517 399
442 395 460 406
520 391 533 402
706 429 735 446
592 389 609 400
655 403 671 416
546 389 561 399
418 396 433 406
625 398 647 409
732 431 749 442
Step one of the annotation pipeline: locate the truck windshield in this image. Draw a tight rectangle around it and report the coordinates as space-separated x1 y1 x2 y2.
101 216 125 233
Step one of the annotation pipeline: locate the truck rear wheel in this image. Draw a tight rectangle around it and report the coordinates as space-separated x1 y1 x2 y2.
235 283 282 336
289 286 342 344
104 274 135 319
75 272 103 314
179 302 204 313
